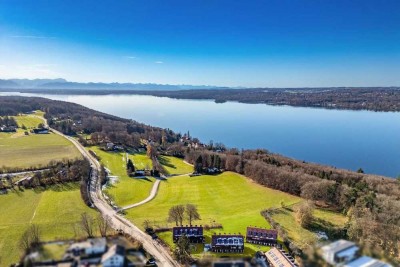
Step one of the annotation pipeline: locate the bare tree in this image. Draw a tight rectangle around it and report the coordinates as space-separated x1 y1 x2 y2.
143 219 152 230
98 214 111 237
168 205 186 226
186 204 201 225
19 224 41 253
81 212 95 237
19 230 31 253
295 201 314 228
174 235 191 263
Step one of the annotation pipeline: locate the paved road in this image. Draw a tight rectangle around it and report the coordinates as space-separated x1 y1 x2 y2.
50 128 179 267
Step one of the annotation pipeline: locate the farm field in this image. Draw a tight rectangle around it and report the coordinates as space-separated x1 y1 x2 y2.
0 183 97 266
125 172 302 257
0 115 80 171
158 155 193 175
87 147 156 207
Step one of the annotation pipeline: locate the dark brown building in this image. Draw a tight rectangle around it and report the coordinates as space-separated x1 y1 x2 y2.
246 226 278 246
211 234 244 253
173 226 204 243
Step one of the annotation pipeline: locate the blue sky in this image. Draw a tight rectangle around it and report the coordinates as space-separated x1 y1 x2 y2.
0 0 399 87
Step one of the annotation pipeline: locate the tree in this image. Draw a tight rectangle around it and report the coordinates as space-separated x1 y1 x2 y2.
194 155 203 173
174 235 191 263
186 204 201 225
19 224 41 253
38 123 44 129
97 214 111 237
168 205 185 226
21 124 27 130
80 212 95 237
127 158 135 174
357 168 364 174
143 219 152 230
295 202 314 228
147 144 157 158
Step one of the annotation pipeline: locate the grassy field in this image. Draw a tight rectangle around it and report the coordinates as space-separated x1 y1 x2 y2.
158 155 193 175
125 172 302 257
271 203 348 249
88 147 156 207
0 115 81 171
129 152 153 170
0 183 97 266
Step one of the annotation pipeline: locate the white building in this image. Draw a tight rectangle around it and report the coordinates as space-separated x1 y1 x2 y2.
321 240 359 266
68 237 107 255
344 256 393 267
101 244 125 267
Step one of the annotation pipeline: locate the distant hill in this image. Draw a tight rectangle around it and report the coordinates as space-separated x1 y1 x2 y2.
0 78 227 91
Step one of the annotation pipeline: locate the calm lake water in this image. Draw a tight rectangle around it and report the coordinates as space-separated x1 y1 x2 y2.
2 92 400 177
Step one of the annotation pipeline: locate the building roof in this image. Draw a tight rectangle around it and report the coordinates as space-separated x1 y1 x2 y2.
321 239 357 255
69 237 106 251
211 234 244 246
173 226 203 237
101 244 125 262
265 247 297 267
246 226 278 237
344 256 392 267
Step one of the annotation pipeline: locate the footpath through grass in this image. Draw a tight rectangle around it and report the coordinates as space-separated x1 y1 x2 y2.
88 147 156 207
0 183 97 266
125 172 301 257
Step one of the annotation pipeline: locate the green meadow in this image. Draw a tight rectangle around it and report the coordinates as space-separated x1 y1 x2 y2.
87 147 156 207
158 155 193 175
125 172 302 256
0 183 97 266
0 115 80 171
88 147 194 207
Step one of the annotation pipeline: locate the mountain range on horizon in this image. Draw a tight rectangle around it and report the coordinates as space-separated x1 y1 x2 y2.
0 78 234 91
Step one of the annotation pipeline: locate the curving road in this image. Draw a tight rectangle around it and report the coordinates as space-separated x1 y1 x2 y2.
50 127 179 267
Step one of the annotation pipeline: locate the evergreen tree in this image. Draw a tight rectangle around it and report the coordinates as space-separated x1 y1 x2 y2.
127 159 135 174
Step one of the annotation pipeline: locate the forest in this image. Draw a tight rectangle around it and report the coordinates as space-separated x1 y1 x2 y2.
3 86 400 111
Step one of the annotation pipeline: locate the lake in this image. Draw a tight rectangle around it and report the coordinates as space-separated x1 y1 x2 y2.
2 92 400 177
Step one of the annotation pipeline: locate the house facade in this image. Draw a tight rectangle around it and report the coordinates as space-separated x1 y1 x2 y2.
211 234 244 253
101 244 125 267
246 226 278 246
68 237 107 256
173 226 204 243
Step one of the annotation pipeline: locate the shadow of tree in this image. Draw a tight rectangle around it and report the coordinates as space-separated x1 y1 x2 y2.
158 156 176 169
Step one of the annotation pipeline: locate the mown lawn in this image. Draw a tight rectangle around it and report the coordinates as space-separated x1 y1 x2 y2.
158 155 193 175
13 114 43 129
125 172 301 257
0 115 81 171
271 203 348 249
0 183 97 266
129 152 153 170
87 147 156 207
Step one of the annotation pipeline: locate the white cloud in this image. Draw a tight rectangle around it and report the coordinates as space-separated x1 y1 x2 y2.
11 35 57 39
126 56 136 59
155 61 163 64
